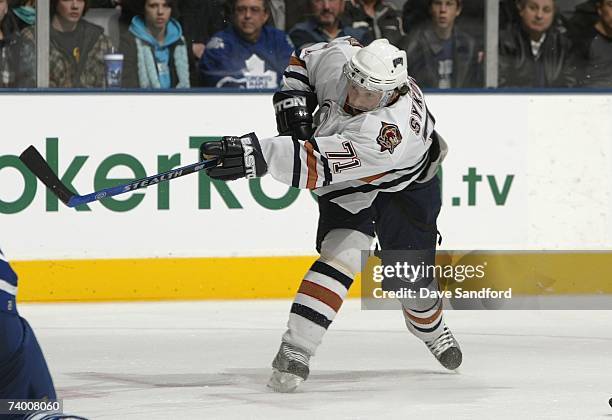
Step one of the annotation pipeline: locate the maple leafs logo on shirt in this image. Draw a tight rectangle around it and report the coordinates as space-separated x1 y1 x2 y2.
376 122 402 154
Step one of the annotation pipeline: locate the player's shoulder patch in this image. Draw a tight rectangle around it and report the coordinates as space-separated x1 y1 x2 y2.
376 122 403 154
206 36 225 50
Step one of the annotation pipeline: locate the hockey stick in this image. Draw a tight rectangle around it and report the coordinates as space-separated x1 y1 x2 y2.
19 145 218 208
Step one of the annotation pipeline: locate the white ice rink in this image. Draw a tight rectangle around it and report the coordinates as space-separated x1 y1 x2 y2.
18 300 612 419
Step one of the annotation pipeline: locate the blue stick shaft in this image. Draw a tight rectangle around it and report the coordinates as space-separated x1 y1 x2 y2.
66 159 218 207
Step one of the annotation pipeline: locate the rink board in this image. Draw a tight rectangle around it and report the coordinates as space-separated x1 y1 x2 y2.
1 93 611 301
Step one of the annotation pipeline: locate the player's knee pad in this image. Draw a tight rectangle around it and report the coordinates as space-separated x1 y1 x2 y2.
319 229 372 277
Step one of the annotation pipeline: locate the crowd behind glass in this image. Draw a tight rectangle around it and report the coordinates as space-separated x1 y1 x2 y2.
0 0 610 89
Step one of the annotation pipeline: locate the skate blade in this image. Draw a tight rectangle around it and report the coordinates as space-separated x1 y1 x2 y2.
267 369 304 393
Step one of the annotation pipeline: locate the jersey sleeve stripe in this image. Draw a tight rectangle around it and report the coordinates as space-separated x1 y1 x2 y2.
427 109 436 125
422 110 430 140
319 153 430 200
291 140 302 187
321 155 332 186
289 55 307 68
283 71 314 91
360 171 389 183
307 137 332 186
304 141 319 189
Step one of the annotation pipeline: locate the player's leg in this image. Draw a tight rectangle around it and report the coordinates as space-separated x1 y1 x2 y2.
0 314 57 420
374 176 462 370
268 199 374 392
1 250 85 419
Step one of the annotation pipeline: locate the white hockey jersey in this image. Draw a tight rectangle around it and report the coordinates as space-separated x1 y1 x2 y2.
258 37 445 214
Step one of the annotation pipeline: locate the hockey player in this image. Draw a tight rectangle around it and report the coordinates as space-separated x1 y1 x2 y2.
201 37 461 393
0 246 86 419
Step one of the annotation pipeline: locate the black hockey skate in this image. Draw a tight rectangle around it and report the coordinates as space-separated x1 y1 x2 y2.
267 342 310 393
425 326 462 370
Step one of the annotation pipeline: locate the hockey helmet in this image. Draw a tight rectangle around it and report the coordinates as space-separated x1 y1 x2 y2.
342 39 408 111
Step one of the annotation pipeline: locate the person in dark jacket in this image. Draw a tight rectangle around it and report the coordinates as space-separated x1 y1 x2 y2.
498 0 575 87
565 0 598 43
267 0 310 31
179 0 217 60
571 0 612 87
120 0 196 88
343 0 404 46
400 0 481 88
19 0 114 87
289 0 368 49
0 1 21 87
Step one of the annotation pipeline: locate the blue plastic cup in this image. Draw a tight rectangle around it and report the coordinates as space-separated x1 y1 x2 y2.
104 53 124 88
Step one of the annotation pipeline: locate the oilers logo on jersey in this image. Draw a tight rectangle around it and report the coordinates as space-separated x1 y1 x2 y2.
376 122 403 154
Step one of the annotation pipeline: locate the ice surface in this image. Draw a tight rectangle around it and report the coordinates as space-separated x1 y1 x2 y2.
17 300 612 419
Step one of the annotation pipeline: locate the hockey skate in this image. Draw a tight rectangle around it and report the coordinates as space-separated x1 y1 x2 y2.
425 326 462 370
267 342 310 393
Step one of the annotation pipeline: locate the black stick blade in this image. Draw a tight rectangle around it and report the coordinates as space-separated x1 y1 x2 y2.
19 145 75 205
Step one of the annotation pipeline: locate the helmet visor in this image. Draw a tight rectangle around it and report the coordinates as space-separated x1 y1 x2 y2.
345 79 385 112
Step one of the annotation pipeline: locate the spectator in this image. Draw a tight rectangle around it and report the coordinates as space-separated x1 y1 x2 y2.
179 0 308 62
344 0 404 46
11 0 35 30
403 0 483 45
199 0 293 89
572 0 612 87
289 0 368 49
401 0 431 32
1 0 21 87
120 0 195 88
267 0 310 31
566 0 598 42
85 0 140 36
387 0 408 10
180 0 214 60
400 0 481 88
19 0 114 87
498 0 575 87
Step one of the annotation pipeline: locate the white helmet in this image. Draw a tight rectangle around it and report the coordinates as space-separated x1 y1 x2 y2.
342 39 408 111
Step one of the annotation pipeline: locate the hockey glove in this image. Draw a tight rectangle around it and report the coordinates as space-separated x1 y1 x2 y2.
200 133 268 181
273 90 317 140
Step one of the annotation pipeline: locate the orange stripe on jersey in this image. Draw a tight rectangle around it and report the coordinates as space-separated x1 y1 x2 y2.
360 172 388 183
404 305 442 325
298 280 343 312
304 141 318 189
289 56 306 68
